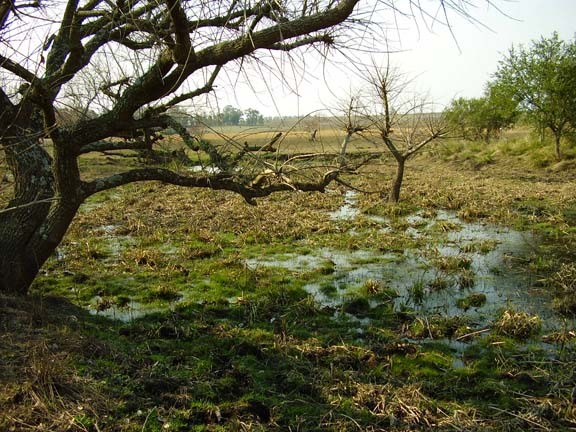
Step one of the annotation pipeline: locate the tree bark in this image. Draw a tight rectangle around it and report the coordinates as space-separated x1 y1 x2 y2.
0 94 83 294
0 140 54 294
389 156 405 203
0 201 81 295
0 131 83 294
554 133 562 160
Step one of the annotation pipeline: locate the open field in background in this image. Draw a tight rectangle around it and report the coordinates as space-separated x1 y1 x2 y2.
2 123 576 431
191 122 379 155
159 121 576 169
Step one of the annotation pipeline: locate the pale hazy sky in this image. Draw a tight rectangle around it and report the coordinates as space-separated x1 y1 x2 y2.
215 0 576 117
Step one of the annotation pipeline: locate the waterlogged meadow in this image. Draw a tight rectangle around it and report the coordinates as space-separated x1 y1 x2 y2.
2 137 576 430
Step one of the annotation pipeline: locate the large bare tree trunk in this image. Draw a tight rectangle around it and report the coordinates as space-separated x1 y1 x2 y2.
0 135 82 293
0 204 79 295
0 140 53 293
0 96 83 294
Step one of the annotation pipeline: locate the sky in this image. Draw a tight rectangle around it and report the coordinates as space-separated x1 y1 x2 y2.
217 0 576 118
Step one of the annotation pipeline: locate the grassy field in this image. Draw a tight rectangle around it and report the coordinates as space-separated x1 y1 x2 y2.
1 124 576 431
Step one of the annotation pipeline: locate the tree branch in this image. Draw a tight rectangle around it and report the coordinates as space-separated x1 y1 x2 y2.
76 115 169 153
188 0 250 31
404 131 446 159
45 0 81 75
198 0 359 64
81 167 339 204
0 54 37 83
269 34 334 51
116 0 359 118
164 0 194 64
79 139 151 154
151 65 222 112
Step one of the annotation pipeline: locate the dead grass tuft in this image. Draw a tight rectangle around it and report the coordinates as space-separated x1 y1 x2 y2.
349 382 481 429
493 309 542 340
548 263 576 315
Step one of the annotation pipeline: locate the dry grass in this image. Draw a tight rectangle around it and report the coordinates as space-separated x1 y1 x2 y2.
493 309 542 340
352 383 435 427
549 263 576 315
0 296 108 431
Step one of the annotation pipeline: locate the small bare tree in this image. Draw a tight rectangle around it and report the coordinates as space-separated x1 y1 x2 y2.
363 65 449 202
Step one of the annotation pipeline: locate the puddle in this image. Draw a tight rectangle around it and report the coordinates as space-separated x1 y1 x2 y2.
330 191 359 220
81 193 122 213
99 225 118 235
89 298 160 322
86 224 137 262
82 193 572 340
88 290 196 322
246 248 378 272
246 211 570 332
188 165 221 174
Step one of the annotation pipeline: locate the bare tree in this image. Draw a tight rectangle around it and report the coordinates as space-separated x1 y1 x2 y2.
362 64 449 202
0 0 496 295
339 96 367 165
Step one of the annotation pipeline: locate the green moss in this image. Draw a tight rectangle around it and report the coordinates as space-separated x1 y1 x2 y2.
456 293 487 310
319 282 337 296
145 285 182 302
317 259 336 275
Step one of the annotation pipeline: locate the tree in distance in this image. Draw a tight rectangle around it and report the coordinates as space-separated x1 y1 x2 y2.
492 32 576 159
243 108 264 126
0 0 503 295
444 82 518 143
222 105 244 126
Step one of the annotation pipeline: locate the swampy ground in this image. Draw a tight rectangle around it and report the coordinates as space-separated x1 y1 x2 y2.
2 131 576 431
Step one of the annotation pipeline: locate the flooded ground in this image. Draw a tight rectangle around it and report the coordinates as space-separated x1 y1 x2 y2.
248 195 567 331
82 187 572 336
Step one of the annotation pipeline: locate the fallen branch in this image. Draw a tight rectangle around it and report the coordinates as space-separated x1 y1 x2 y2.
455 328 490 341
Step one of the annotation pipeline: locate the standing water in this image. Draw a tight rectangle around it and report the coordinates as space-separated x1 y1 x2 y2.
248 200 567 331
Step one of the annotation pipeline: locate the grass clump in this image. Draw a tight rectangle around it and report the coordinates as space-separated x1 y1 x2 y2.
361 279 398 303
429 219 461 233
408 315 470 339
433 254 473 273
458 269 476 288
408 280 426 305
362 278 384 294
461 239 498 254
493 309 542 340
548 263 576 316
146 284 182 302
427 276 450 291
